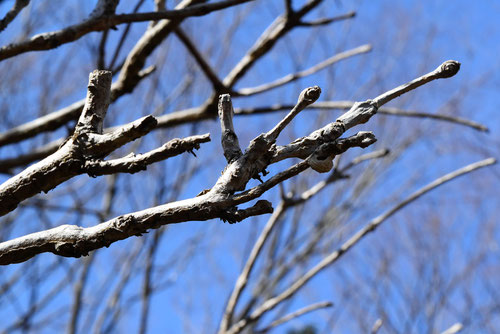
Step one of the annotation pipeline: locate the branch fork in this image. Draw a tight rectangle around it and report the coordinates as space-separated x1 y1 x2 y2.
0 60 473 265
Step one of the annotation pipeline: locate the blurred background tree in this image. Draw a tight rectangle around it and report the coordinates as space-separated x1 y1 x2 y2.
0 0 499 333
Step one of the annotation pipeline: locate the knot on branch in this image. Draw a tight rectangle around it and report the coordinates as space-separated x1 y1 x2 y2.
308 154 334 173
337 100 378 130
438 60 460 78
307 131 377 173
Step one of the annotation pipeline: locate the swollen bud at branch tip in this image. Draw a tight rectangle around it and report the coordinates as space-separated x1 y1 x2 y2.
438 60 460 78
298 85 321 104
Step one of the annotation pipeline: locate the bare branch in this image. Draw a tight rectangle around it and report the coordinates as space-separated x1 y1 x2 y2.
297 11 356 27
0 71 207 217
175 28 226 91
219 94 242 163
236 44 371 96
0 66 155 148
89 0 119 19
0 0 255 61
0 192 271 265
0 0 247 148
231 132 377 204
74 70 112 134
0 0 30 33
223 0 326 87
284 0 293 15
0 140 61 174
373 60 461 107
83 134 210 176
441 323 464 334
265 86 321 142
255 301 333 333
371 319 383 334
0 70 113 216
225 157 495 334
219 202 286 333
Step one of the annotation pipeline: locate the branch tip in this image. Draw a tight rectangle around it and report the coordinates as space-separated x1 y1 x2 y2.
438 60 460 78
299 85 321 105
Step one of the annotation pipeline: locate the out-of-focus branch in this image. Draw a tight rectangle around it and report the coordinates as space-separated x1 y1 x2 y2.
0 140 61 174
0 0 30 32
219 202 286 333
236 44 371 96
441 323 464 334
255 301 333 333
371 319 383 334
223 0 325 86
297 11 356 27
0 0 255 61
175 28 226 91
224 157 495 334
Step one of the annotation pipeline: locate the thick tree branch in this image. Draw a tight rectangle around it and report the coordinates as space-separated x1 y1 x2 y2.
0 60 468 264
0 70 113 216
0 71 207 217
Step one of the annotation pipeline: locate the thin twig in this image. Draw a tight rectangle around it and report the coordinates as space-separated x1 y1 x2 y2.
373 60 461 107
297 11 356 27
265 86 321 141
440 323 464 334
236 44 371 96
219 202 286 333
255 301 333 333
